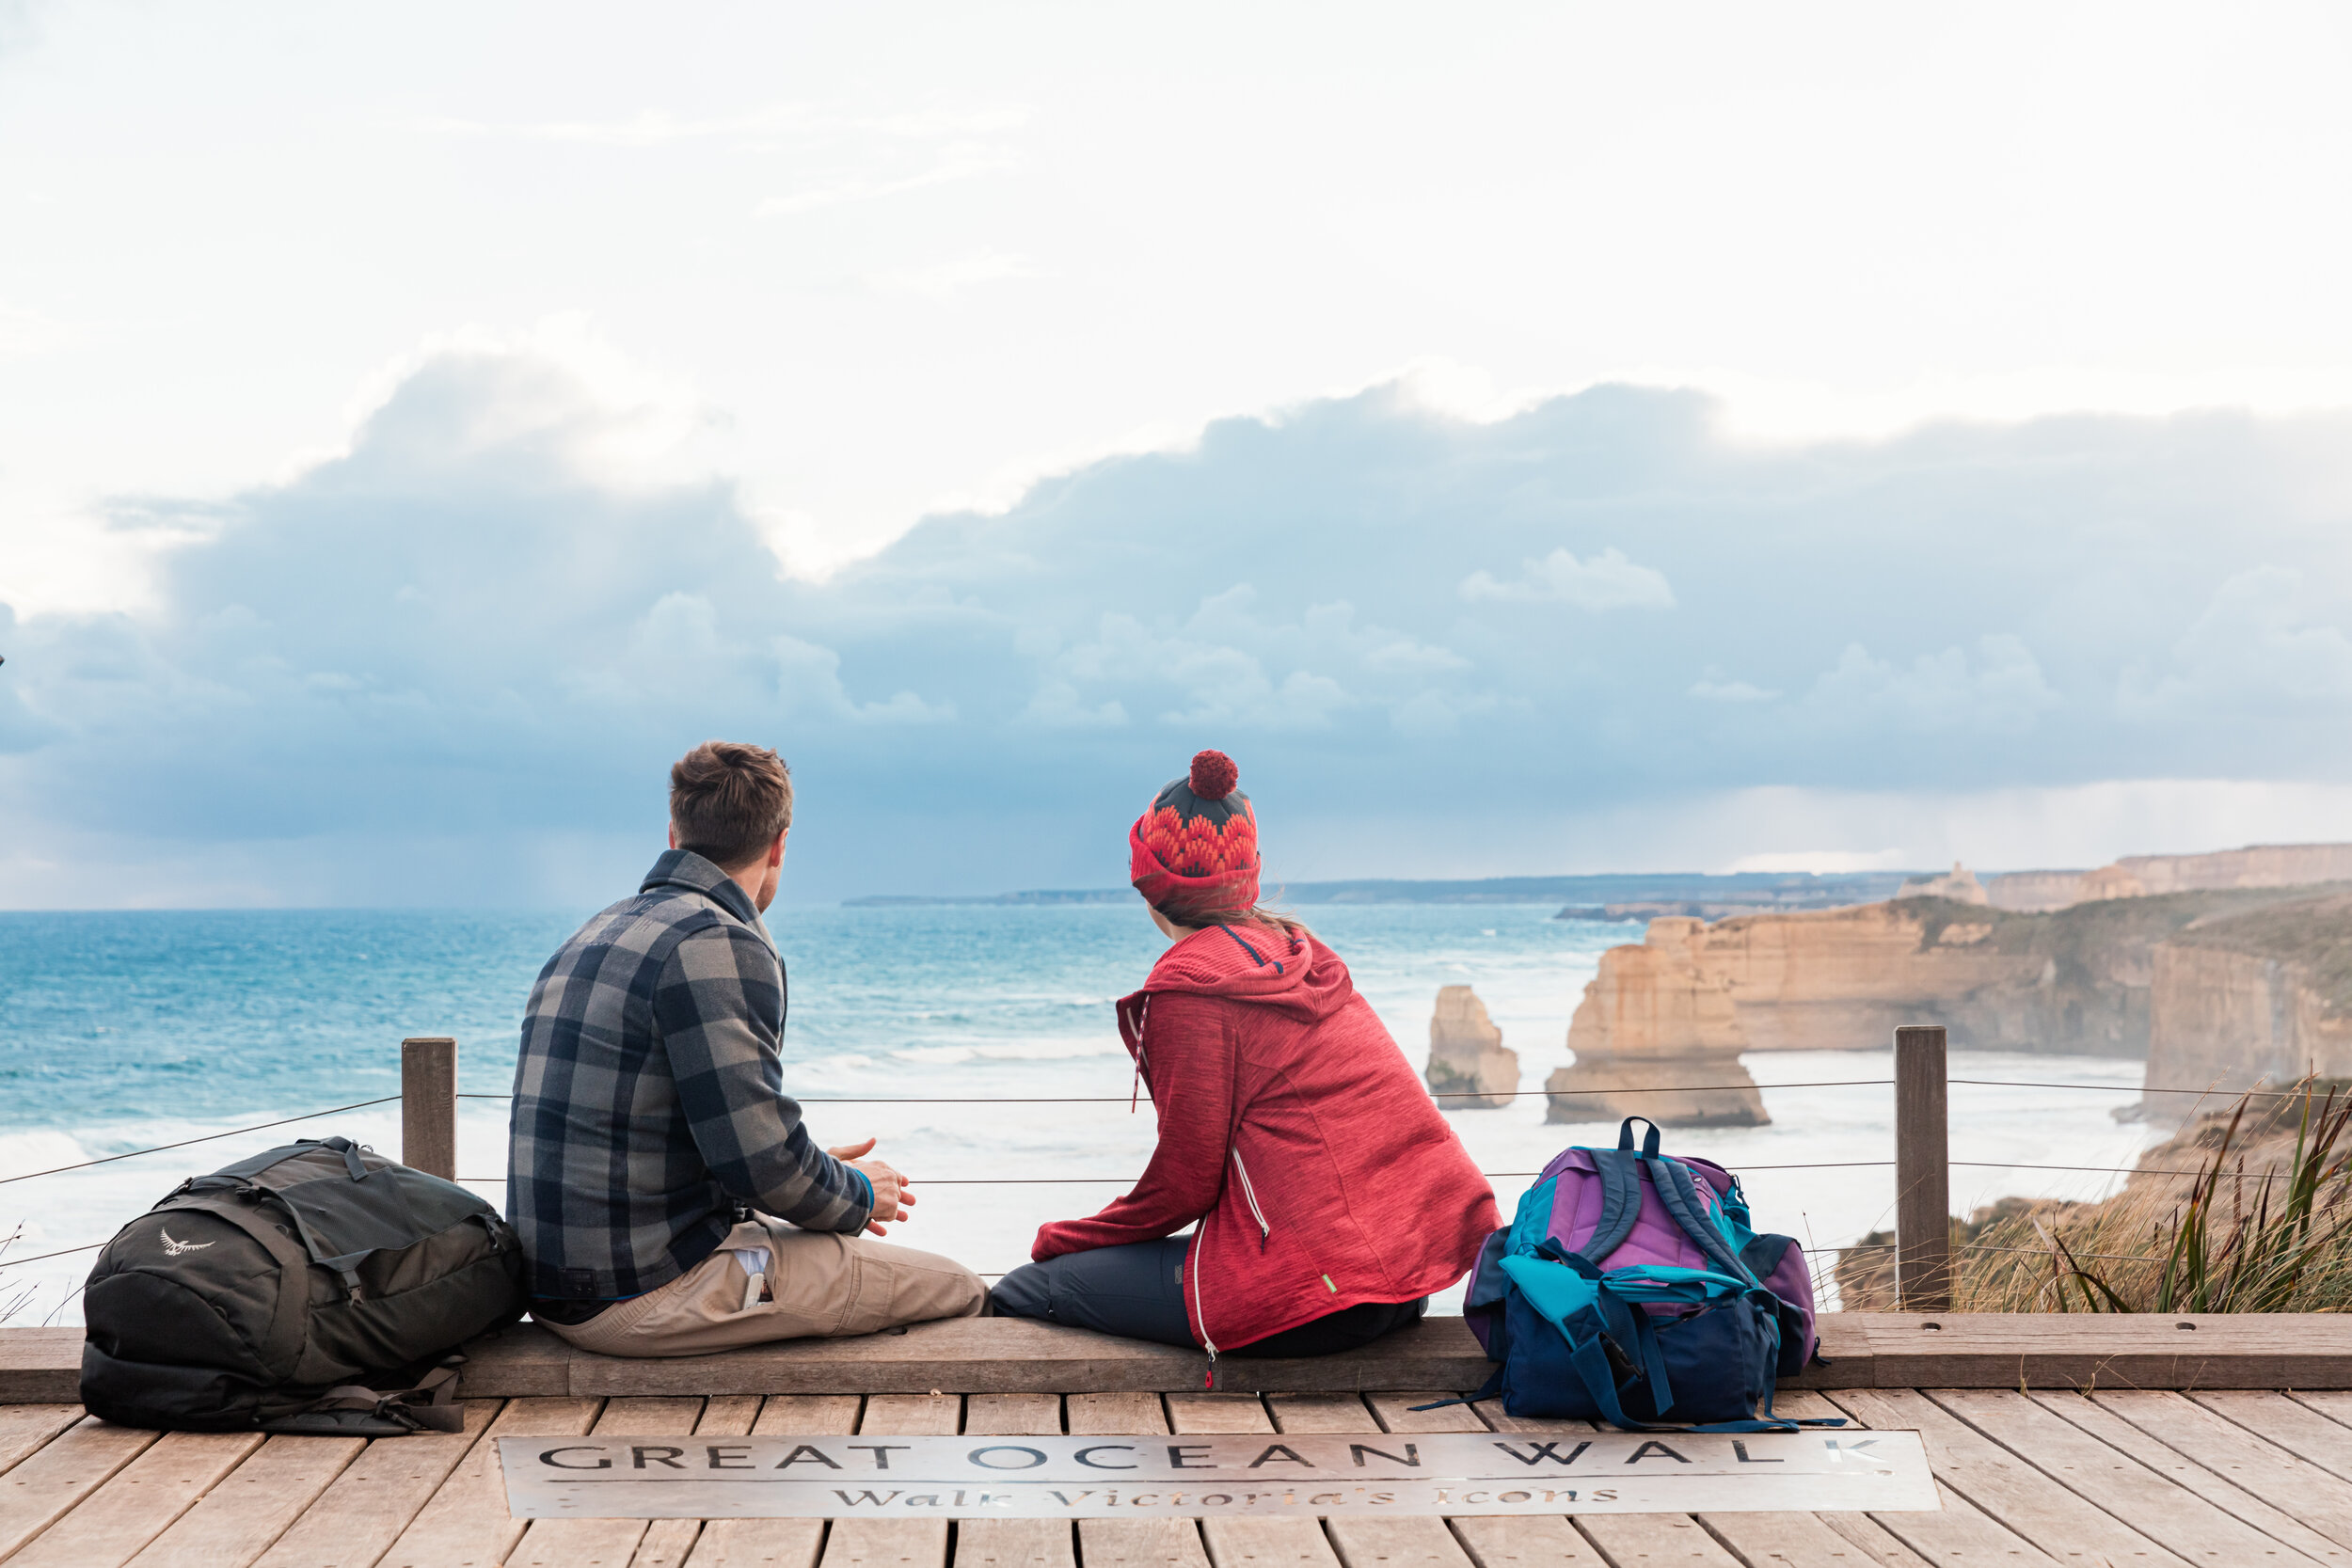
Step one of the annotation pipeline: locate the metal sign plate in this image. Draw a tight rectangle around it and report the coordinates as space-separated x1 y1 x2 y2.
498 1430 1940 1518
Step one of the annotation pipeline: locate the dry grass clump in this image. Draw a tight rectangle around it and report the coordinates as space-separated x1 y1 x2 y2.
1838 1082 2352 1313
0 1227 34 1323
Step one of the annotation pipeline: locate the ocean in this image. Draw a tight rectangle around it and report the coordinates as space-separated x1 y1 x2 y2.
0 902 2162 1325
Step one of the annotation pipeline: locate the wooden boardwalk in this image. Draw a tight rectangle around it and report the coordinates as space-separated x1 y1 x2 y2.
8 1379 2352 1566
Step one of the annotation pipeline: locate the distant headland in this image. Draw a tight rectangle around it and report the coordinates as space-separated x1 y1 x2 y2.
842 869 1915 910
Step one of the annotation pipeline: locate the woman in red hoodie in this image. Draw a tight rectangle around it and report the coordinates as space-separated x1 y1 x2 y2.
991 751 1500 1358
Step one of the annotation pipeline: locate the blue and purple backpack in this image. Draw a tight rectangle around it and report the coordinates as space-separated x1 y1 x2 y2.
1450 1117 1833 1433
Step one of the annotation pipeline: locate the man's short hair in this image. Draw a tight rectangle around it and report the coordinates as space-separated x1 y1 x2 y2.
670 741 794 869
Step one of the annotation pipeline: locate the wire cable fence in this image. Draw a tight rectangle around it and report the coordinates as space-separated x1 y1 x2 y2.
0 1097 405 1188
454 1081 1907 1103
448 1078 2298 1104
0 1078 2227 1193
0 1068 2289 1279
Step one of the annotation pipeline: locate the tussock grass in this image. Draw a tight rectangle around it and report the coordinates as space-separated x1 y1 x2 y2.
1840 1081 2352 1312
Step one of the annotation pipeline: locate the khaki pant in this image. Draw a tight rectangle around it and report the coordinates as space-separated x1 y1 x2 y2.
542 1217 986 1358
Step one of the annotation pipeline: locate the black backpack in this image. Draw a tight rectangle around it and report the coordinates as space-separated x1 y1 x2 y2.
80 1136 529 1434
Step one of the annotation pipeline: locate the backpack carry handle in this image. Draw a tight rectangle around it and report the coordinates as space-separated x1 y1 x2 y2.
1616 1117 1662 1157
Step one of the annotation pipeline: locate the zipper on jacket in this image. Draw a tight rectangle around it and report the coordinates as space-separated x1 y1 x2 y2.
1230 1149 1271 1252
1189 1212 1219 1382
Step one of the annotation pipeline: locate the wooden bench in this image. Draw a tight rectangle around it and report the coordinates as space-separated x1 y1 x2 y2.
16 1313 2352 1405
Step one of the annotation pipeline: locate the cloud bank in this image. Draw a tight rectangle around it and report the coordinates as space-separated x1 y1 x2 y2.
6 347 2352 906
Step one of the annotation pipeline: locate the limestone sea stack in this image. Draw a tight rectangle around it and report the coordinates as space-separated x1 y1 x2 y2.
1423 985 1519 1109
1545 917 1769 1128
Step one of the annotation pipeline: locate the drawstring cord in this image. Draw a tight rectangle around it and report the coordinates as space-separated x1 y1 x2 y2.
1128 996 1152 1113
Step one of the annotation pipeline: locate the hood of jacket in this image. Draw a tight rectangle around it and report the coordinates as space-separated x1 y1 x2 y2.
1131 920 1356 1023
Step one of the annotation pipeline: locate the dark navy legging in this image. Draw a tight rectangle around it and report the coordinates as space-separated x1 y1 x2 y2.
989 1235 1426 1356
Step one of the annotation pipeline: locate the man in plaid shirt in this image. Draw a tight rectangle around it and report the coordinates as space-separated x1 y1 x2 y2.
508 740 985 1355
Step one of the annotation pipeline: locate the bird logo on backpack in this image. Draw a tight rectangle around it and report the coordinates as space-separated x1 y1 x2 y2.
1434 1117 1843 1433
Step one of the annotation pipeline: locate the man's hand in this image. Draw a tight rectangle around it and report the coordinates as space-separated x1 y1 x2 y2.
827 1137 914 1236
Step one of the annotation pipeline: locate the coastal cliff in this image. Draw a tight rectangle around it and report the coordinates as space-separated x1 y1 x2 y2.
1424 985 1519 1109
2140 893 2352 1110
1546 918 1768 1126
1562 885 2347 1067
1985 842 2352 912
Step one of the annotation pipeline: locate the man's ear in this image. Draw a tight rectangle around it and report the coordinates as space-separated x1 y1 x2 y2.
668 823 678 849
769 828 788 867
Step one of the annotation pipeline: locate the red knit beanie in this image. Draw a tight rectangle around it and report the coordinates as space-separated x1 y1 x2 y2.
1129 750 1260 920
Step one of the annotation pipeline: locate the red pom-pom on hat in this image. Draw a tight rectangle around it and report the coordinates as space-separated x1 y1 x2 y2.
1189 749 1239 801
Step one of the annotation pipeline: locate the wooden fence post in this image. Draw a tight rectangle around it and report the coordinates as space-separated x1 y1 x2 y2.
401 1037 458 1180
1894 1023 1953 1312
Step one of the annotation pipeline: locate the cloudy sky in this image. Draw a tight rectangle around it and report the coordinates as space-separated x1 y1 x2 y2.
5 2 2352 906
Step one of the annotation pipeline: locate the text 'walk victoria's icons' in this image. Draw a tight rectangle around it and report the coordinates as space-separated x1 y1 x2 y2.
500 1430 1938 1519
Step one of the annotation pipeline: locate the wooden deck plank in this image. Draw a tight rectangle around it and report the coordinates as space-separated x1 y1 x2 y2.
1463 1392 1932 1566
633 1398 763 1568
1166 1392 1335 1568
377 1395 602 1568
1066 1394 1164 1437
1931 1387 2323 1565
1200 1517 1343 1568
1578 1513 1744 1565
1364 1395 1480 1434
1069 1393 1212 1568
2091 1390 2352 1552
704 1396 766 1433
249 1400 503 1568
2192 1392 2352 1484
1167 1395 1278 1436
681 1395 863 1568
1764 1393 1939 1568
1325 1516 1481 1568
1314 1396 1479 1568
2289 1392 2352 1435
1446 1516 1607 1568
964 1395 1063 1436
1788 1391 2052 1568
814 1393 960 1568
123 1432 366 1568
1080 1522 1218 1568
1470 1404 1737 1568
1830 1388 2159 1567
1264 1396 1376 1433
1693 1510 1912 1566
0 1407 81 1478
2023 1391 2348 1565
8 1429 265 1568
0 1417 159 1560
754 1397 867 1435
511 1396 707 1568
1810 1515 1936 1568
1467 1411 1585 1437
961 1391 1074 1568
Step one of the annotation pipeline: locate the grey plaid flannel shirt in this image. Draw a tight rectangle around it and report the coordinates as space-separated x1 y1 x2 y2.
506 849 873 1300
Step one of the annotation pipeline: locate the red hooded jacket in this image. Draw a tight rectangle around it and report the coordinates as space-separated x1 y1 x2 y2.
1031 922 1501 1353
